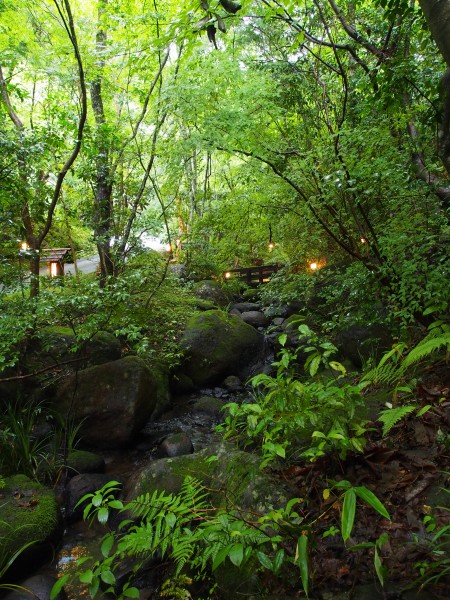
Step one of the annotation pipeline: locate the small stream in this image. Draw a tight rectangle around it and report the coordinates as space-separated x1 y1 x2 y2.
20 387 247 600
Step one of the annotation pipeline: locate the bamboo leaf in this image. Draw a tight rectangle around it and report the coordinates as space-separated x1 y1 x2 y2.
295 534 309 597
341 489 356 542
354 487 390 520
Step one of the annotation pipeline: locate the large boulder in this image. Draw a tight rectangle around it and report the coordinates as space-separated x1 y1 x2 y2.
0 475 61 577
192 280 230 307
126 442 290 515
177 310 264 387
334 323 393 368
30 326 122 369
55 356 170 448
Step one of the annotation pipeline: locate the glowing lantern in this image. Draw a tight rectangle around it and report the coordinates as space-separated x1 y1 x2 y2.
164 243 172 253
20 241 28 251
310 262 318 270
224 271 231 280
268 241 275 250
360 237 367 244
50 262 59 277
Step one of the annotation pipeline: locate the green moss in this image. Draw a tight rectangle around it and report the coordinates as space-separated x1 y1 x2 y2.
0 475 60 558
180 310 263 386
66 450 105 474
128 443 288 514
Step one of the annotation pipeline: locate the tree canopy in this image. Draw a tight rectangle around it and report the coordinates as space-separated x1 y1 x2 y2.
0 0 449 321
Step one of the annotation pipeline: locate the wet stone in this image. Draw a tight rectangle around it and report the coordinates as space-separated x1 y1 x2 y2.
158 431 194 458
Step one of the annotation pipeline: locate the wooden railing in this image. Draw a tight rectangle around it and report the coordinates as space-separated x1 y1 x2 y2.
224 264 279 286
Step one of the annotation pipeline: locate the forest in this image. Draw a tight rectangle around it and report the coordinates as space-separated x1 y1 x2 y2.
0 0 449 599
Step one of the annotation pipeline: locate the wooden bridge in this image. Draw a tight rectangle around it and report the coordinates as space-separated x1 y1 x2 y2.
224 264 279 286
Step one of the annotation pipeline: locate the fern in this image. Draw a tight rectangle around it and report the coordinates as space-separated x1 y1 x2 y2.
363 333 450 389
70 477 298 597
378 405 416 437
402 333 450 369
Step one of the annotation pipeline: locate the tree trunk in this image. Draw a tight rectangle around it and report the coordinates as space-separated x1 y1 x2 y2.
418 0 450 69
91 2 114 285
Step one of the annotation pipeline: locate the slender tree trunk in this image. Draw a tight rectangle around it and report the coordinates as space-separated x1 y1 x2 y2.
91 0 114 285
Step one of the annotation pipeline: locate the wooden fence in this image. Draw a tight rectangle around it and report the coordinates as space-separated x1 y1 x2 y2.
224 264 279 286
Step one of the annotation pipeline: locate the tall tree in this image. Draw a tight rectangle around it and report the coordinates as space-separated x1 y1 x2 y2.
0 0 87 297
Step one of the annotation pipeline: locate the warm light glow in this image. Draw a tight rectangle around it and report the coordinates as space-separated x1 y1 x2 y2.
164 243 172 253
50 262 58 277
268 241 275 250
360 237 367 244
224 271 231 279
20 242 28 251
310 262 318 270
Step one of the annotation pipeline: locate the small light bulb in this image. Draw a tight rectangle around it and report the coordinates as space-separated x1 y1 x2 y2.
310 262 318 270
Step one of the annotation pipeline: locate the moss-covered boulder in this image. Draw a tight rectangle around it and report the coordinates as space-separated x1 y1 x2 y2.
126 442 289 514
35 326 122 367
178 310 264 387
192 280 231 307
334 323 393 368
0 475 61 576
66 450 105 475
56 356 170 448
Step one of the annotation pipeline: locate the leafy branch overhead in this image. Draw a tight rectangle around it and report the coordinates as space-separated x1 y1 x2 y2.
196 0 242 48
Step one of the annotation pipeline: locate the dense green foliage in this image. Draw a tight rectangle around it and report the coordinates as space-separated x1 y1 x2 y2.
1 0 450 597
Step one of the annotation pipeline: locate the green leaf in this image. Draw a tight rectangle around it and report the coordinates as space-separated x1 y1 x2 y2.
97 507 109 525
278 333 288 346
416 404 432 417
228 543 244 567
123 587 140 598
295 534 309 598
101 534 114 558
165 512 177 528
308 355 321 376
92 494 103 508
79 570 93 584
89 578 99 598
341 488 356 542
212 545 233 571
256 550 272 570
273 548 285 573
107 500 123 510
329 361 346 375
50 574 70 600
100 570 116 585
374 546 384 586
354 487 390 520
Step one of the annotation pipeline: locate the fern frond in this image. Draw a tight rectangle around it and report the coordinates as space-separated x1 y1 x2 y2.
172 530 197 575
402 333 450 369
363 361 404 386
378 405 416 437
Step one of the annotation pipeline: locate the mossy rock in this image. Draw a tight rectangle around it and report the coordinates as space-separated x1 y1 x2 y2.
56 355 170 448
0 475 61 576
126 442 289 515
23 328 122 388
179 310 264 387
192 280 231 307
38 326 122 365
66 450 105 475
